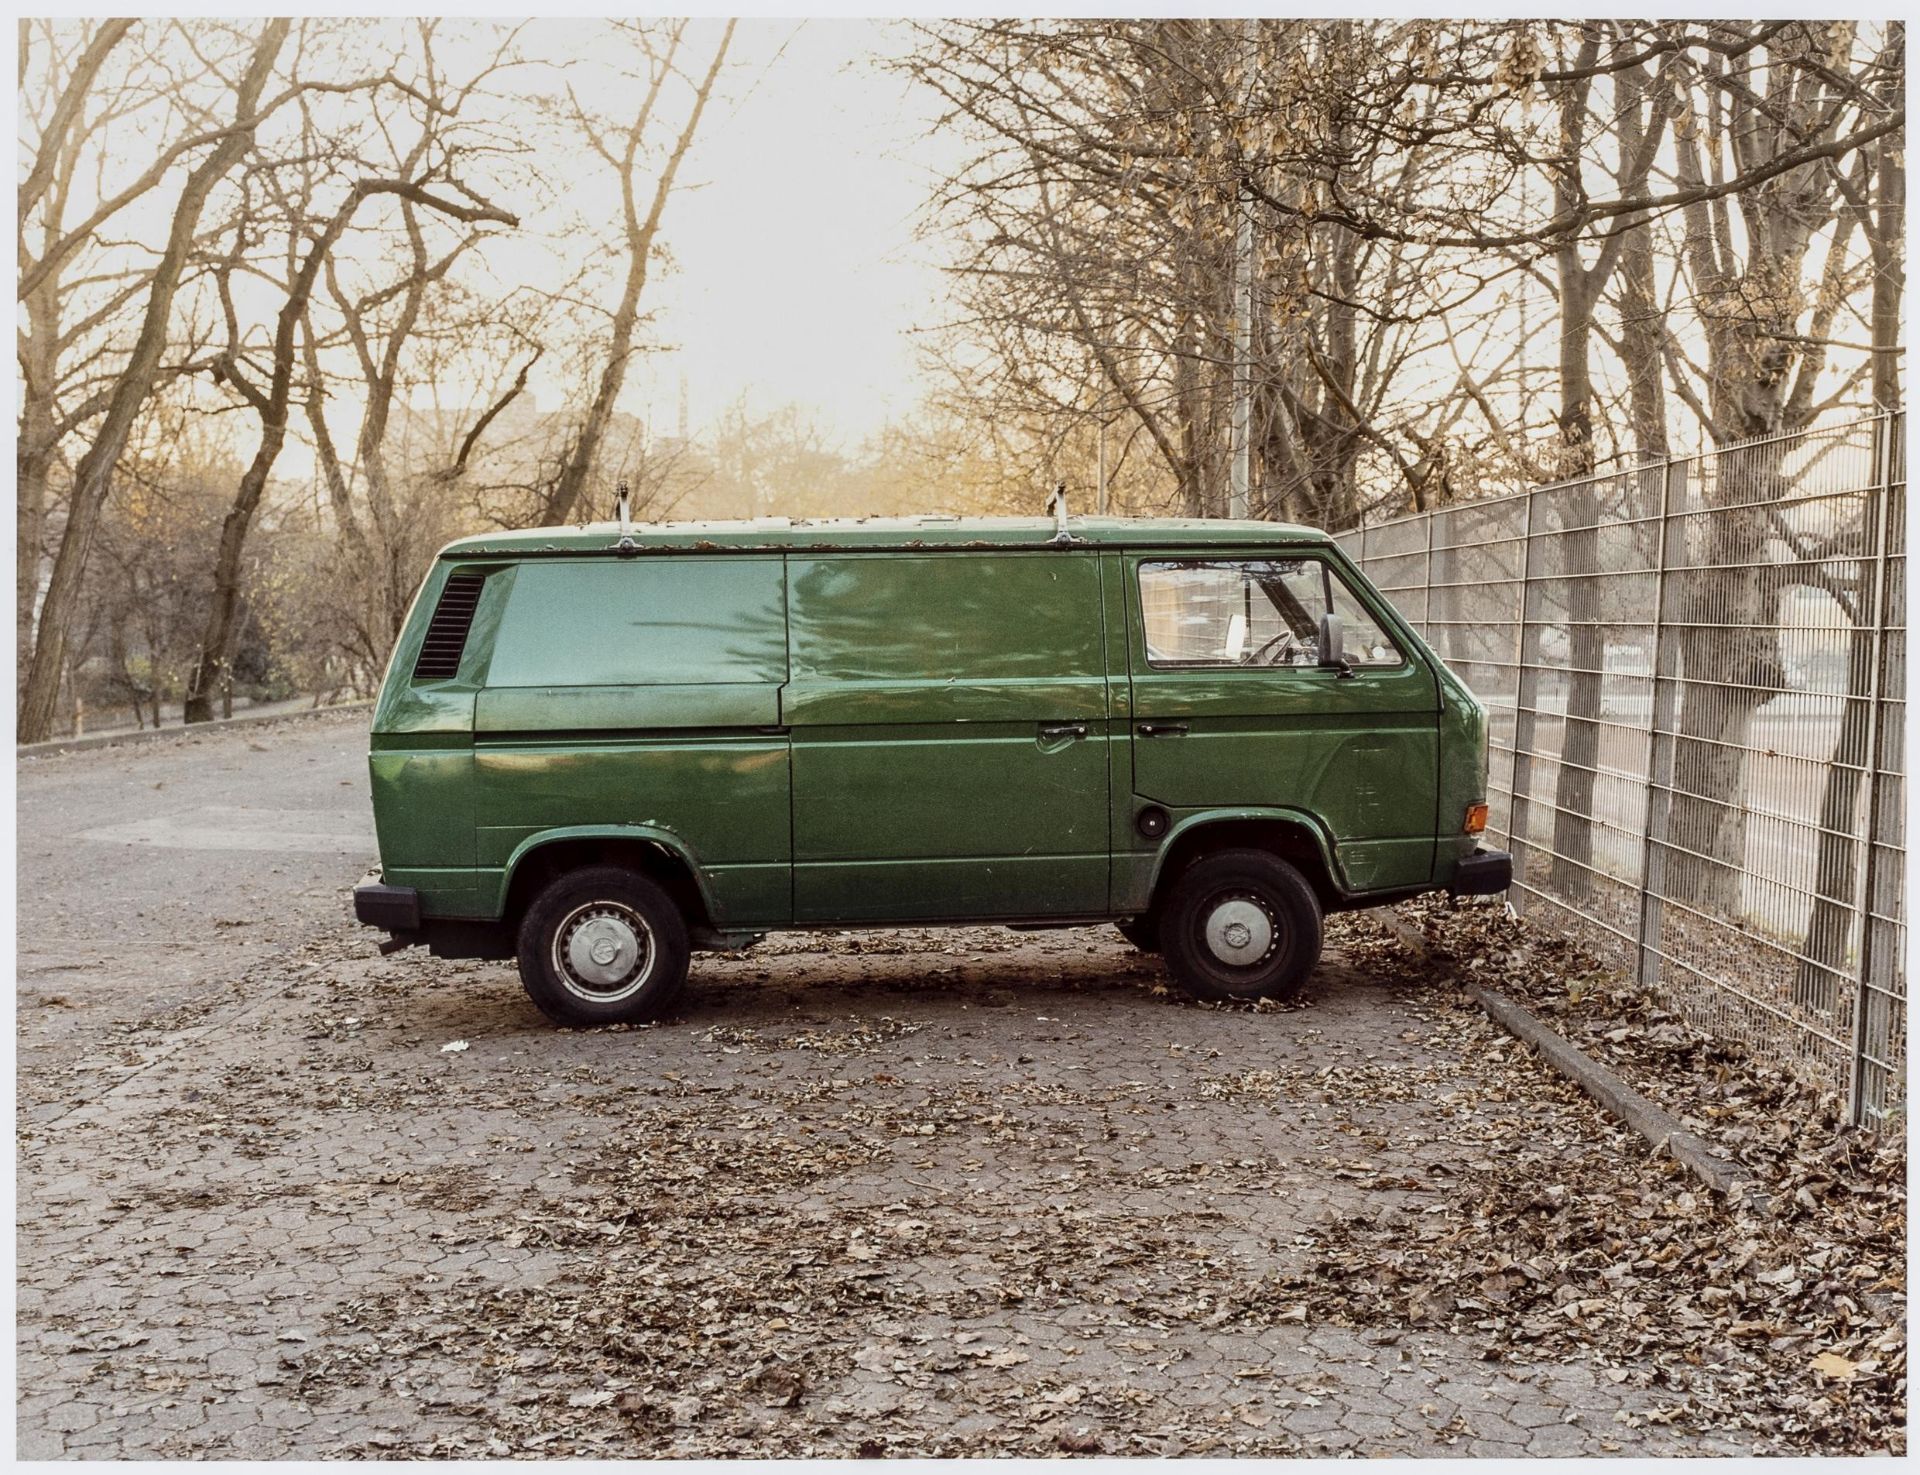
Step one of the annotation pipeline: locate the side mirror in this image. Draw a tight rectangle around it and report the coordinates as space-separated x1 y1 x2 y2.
1318 611 1346 669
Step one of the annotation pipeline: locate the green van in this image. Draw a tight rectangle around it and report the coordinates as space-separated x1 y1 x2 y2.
354 513 1510 1026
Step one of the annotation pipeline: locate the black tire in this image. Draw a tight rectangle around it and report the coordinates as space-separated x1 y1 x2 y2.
1115 916 1160 953
1160 848 1322 1002
516 865 691 1027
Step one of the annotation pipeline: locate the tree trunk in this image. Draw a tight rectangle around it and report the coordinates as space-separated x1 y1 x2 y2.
183 428 281 722
17 409 55 689
1173 312 1206 515
1655 26 1848 919
1868 22 1904 415
1547 257 1603 896
1797 27 1904 1003
1797 589 1876 1009
17 19 289 742
1666 450 1788 914
1319 219 1362 530
1540 33 1619 900
17 265 66 689
1614 212 1669 457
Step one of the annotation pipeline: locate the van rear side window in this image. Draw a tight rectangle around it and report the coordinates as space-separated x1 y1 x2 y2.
788 554 1102 680
485 558 787 687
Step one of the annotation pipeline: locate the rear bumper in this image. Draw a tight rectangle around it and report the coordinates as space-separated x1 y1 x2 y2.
353 878 421 932
1449 847 1513 896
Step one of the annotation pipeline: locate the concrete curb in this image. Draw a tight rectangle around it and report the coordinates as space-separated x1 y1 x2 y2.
17 699 372 759
1378 911 1769 1214
1470 981 1767 1211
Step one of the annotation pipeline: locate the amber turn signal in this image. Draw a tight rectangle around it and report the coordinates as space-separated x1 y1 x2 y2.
1464 802 1489 835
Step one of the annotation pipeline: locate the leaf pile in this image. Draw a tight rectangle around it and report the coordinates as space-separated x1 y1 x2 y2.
27 912 1904 1458
1304 899 1908 1453
319 1083 1322 1458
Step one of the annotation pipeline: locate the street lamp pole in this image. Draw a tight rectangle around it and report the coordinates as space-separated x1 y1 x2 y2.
1097 418 1108 516
1228 19 1256 519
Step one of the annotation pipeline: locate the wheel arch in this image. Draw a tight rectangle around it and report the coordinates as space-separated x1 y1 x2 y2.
495 826 717 933
1145 809 1346 913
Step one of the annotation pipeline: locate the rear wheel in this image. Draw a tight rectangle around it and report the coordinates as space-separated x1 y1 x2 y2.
1160 849 1322 1002
516 865 690 1027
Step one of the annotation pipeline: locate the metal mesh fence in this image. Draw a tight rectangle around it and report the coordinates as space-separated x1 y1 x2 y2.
1340 412 1907 1129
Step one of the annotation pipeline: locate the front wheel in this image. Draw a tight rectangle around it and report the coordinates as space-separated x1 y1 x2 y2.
1160 849 1322 1003
516 866 690 1027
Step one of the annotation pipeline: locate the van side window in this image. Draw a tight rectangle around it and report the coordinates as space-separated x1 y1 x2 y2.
486 559 787 687
789 555 1102 681
1138 559 1404 669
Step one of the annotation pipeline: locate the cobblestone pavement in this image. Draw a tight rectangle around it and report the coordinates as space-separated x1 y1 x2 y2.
18 719 1759 1458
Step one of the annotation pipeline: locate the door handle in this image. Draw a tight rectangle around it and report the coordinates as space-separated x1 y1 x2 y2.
1038 722 1089 742
1137 722 1189 737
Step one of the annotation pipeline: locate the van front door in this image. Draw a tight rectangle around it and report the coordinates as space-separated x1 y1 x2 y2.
1125 552 1441 893
787 552 1111 922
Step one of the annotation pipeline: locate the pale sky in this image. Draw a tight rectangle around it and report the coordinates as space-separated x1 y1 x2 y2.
577 19 960 445
168 18 970 480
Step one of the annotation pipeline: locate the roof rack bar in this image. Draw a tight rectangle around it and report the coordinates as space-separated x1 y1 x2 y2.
612 478 639 554
1046 482 1073 546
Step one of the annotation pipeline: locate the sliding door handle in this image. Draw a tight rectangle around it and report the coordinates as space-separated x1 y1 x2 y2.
1038 722 1089 741
1137 721 1189 737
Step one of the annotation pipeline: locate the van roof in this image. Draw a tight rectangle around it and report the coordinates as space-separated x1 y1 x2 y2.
438 514 1336 559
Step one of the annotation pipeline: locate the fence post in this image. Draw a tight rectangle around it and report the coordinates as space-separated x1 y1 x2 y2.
1845 411 1898 1127
1422 506 1435 628
1505 488 1540 897
1635 452 1686 987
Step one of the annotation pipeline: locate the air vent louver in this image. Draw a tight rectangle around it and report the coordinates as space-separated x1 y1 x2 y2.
411 572 487 681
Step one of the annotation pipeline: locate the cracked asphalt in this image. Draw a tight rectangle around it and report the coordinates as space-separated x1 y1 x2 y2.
18 710 1760 1457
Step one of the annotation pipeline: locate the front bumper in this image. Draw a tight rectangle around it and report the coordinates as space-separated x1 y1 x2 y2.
1449 847 1513 896
353 877 421 932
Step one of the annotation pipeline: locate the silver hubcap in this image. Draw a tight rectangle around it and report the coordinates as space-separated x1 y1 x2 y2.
1203 896 1275 966
554 903 654 1002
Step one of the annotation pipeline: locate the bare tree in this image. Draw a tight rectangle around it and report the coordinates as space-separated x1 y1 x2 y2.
906 21 1574 527
295 22 530 666
1798 20 1905 1001
1657 23 1895 915
18 19 180 683
81 405 237 728
15 17 1896 759
18 19 292 742
1524 23 1672 893
537 19 734 527
182 173 515 721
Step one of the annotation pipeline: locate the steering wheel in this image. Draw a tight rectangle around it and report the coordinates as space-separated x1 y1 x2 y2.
1250 631 1303 666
